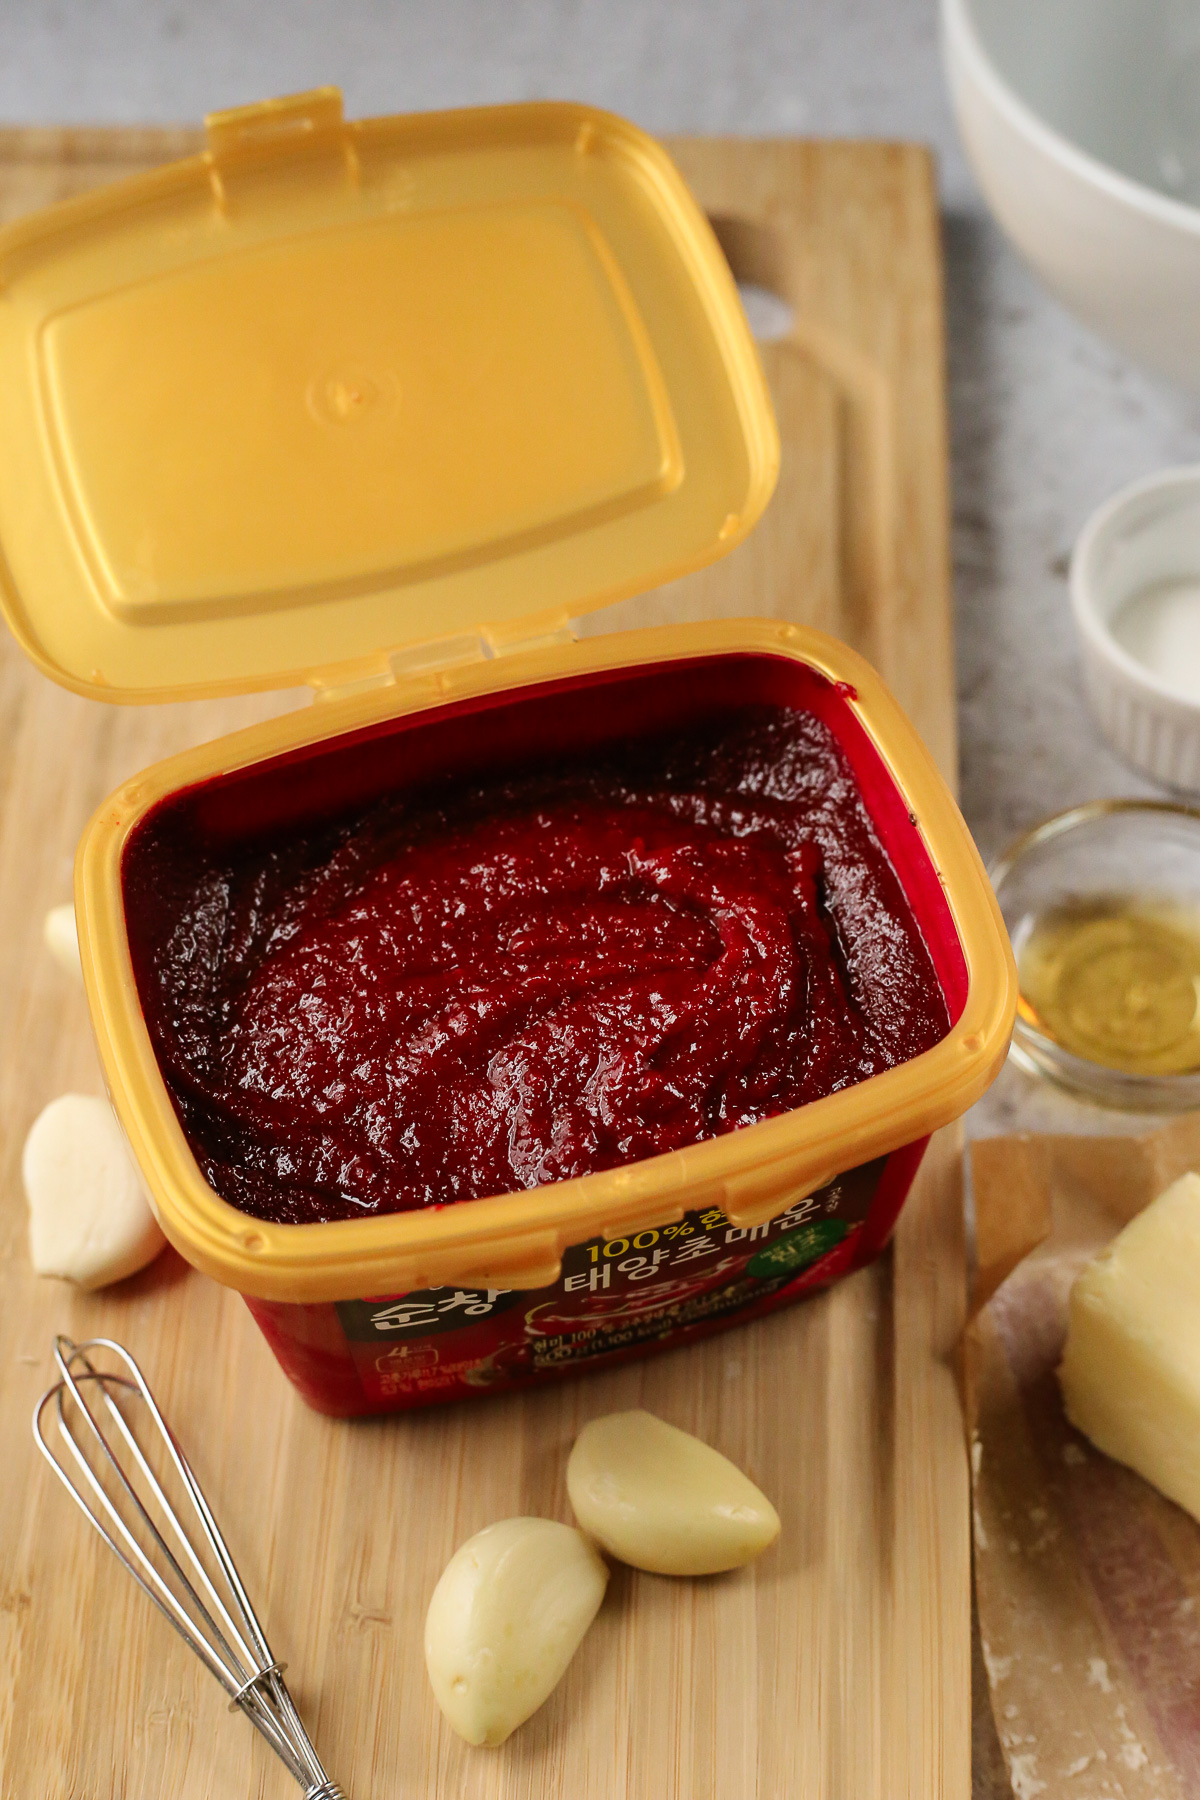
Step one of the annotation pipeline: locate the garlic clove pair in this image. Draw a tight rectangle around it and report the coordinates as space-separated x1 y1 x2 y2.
425 1412 780 1748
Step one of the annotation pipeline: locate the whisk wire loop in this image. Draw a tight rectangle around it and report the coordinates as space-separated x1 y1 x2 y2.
33 1335 347 1800
46 1345 261 1694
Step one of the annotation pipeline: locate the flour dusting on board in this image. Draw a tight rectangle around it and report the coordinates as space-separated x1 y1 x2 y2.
1006 1750 1047 1798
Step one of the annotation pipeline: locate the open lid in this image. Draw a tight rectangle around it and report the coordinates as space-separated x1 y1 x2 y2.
0 91 779 703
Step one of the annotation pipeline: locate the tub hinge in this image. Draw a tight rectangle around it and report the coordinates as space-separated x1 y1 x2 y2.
483 615 580 659
310 633 493 705
203 88 358 209
310 617 581 705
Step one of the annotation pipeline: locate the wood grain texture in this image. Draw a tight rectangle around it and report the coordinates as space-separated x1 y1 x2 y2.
0 130 968 1799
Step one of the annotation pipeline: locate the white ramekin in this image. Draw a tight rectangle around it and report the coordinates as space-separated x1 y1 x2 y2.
1071 467 1200 794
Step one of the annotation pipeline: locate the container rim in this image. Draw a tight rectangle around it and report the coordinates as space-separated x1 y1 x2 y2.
78 617 1017 1301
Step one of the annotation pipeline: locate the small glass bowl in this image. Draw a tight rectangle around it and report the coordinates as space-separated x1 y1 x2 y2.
989 799 1200 1110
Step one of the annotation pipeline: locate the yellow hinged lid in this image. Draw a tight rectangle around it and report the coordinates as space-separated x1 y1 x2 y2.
0 89 779 703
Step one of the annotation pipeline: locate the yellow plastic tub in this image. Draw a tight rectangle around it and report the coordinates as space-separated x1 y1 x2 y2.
0 90 1016 1411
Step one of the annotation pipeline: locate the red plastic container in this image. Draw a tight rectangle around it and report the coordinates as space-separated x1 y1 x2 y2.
82 629 1015 1414
0 92 1014 1412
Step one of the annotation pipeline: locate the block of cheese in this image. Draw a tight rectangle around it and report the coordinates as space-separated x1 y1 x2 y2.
1059 1171 1200 1520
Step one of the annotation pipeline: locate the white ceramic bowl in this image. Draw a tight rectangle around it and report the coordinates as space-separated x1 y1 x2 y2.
1071 467 1200 792
942 0 1200 386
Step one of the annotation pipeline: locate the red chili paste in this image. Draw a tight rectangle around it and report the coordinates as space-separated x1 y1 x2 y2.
124 706 948 1224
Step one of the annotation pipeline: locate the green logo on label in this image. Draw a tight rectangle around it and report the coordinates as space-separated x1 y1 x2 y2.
747 1219 849 1280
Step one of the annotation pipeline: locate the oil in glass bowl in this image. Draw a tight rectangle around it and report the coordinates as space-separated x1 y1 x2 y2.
1016 897 1200 1077
990 800 1200 1110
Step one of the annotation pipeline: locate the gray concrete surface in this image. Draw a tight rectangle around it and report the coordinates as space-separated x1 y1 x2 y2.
0 1 969 184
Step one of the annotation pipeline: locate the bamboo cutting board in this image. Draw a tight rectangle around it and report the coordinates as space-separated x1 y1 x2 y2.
0 130 967 1799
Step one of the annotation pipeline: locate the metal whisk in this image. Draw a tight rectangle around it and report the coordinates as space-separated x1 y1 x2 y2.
33 1335 347 1800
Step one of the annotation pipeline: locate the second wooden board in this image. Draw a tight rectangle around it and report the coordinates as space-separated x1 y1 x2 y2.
0 129 967 1799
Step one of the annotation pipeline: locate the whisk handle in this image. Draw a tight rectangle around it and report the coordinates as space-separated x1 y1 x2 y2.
305 1784 348 1800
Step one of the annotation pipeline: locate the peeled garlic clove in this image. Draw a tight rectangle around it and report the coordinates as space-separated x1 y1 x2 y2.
424 1517 608 1746
43 903 83 983
567 1409 780 1576
24 1094 166 1289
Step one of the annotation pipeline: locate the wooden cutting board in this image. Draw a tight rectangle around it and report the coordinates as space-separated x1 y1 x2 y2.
0 129 967 1800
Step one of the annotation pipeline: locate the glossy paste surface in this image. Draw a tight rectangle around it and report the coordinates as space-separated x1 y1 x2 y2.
124 706 948 1223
